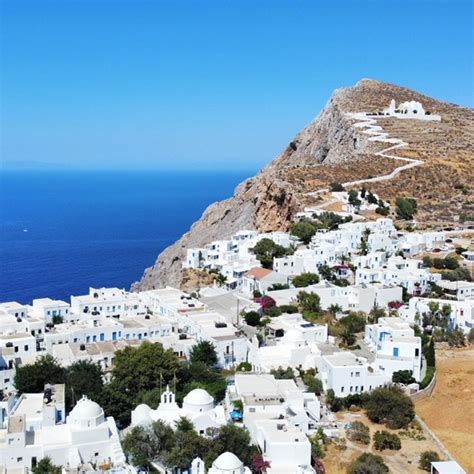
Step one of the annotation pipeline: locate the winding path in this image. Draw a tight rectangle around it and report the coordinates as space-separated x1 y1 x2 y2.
307 112 424 196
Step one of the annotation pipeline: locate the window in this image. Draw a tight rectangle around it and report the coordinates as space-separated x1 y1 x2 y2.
393 347 399 357
415 348 420 357
24 345 28 352
14 346 18 353
341 386 344 393
356 371 360 377
350 386 353 392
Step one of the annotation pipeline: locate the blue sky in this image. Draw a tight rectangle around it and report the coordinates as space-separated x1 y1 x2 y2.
2 0 473 170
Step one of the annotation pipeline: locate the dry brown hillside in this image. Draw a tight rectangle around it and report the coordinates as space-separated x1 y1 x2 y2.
133 79 474 290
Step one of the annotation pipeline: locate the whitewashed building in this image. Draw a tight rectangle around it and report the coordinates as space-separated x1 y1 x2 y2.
365 317 422 381
0 385 126 471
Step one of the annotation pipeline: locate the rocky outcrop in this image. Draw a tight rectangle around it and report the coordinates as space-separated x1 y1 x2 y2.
132 79 473 290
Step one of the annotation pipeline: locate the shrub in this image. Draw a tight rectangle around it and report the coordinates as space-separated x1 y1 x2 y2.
243 311 260 327
270 366 295 380
373 430 401 451
395 197 417 220
302 373 323 395
365 386 415 429
263 306 283 317
446 328 465 347
267 283 290 291
422 256 433 268
236 362 252 372
348 453 389 474
442 267 472 282
444 257 459 270
293 272 320 288
279 304 299 314
419 451 440 471
346 421 370 444
392 370 416 384
339 312 366 333
330 182 344 192
52 315 63 325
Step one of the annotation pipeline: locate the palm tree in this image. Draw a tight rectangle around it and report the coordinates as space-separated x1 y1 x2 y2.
215 272 227 287
328 304 342 317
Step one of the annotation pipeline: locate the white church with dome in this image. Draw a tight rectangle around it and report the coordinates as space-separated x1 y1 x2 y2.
0 385 126 471
131 386 226 435
191 452 251 474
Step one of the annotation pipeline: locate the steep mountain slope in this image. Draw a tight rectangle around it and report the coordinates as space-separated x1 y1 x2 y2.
132 79 474 290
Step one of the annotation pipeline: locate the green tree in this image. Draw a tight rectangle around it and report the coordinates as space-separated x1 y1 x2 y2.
291 220 317 245
339 326 356 347
215 273 228 287
189 341 219 367
32 457 61 474
392 370 416 384
243 310 261 327
254 238 288 269
302 374 323 395
296 291 321 314
292 272 320 288
419 451 440 471
180 361 227 403
395 197 417 220
425 337 436 368
348 189 361 208
65 360 104 410
348 453 389 474
368 305 386 324
151 420 176 455
14 354 66 394
175 416 195 432
373 430 402 451
318 264 333 281
339 312 366 333
328 304 342 317
101 341 180 426
122 425 158 468
204 424 255 467
365 386 415 429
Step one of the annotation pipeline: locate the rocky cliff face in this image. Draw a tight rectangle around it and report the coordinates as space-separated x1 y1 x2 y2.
132 79 474 290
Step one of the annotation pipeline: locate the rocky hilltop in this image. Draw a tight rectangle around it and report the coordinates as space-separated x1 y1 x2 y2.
132 79 474 290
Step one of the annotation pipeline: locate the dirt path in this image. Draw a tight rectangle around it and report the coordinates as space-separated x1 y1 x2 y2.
306 113 424 196
415 347 474 472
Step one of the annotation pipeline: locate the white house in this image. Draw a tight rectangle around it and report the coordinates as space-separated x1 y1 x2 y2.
315 352 389 397
191 452 252 474
242 267 289 295
365 317 422 381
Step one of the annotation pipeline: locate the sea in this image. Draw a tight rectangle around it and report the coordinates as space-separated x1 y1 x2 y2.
0 169 253 304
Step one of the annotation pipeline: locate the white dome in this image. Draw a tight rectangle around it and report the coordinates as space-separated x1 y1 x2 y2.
283 329 305 343
70 396 103 419
132 404 152 425
183 388 214 406
213 452 243 470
